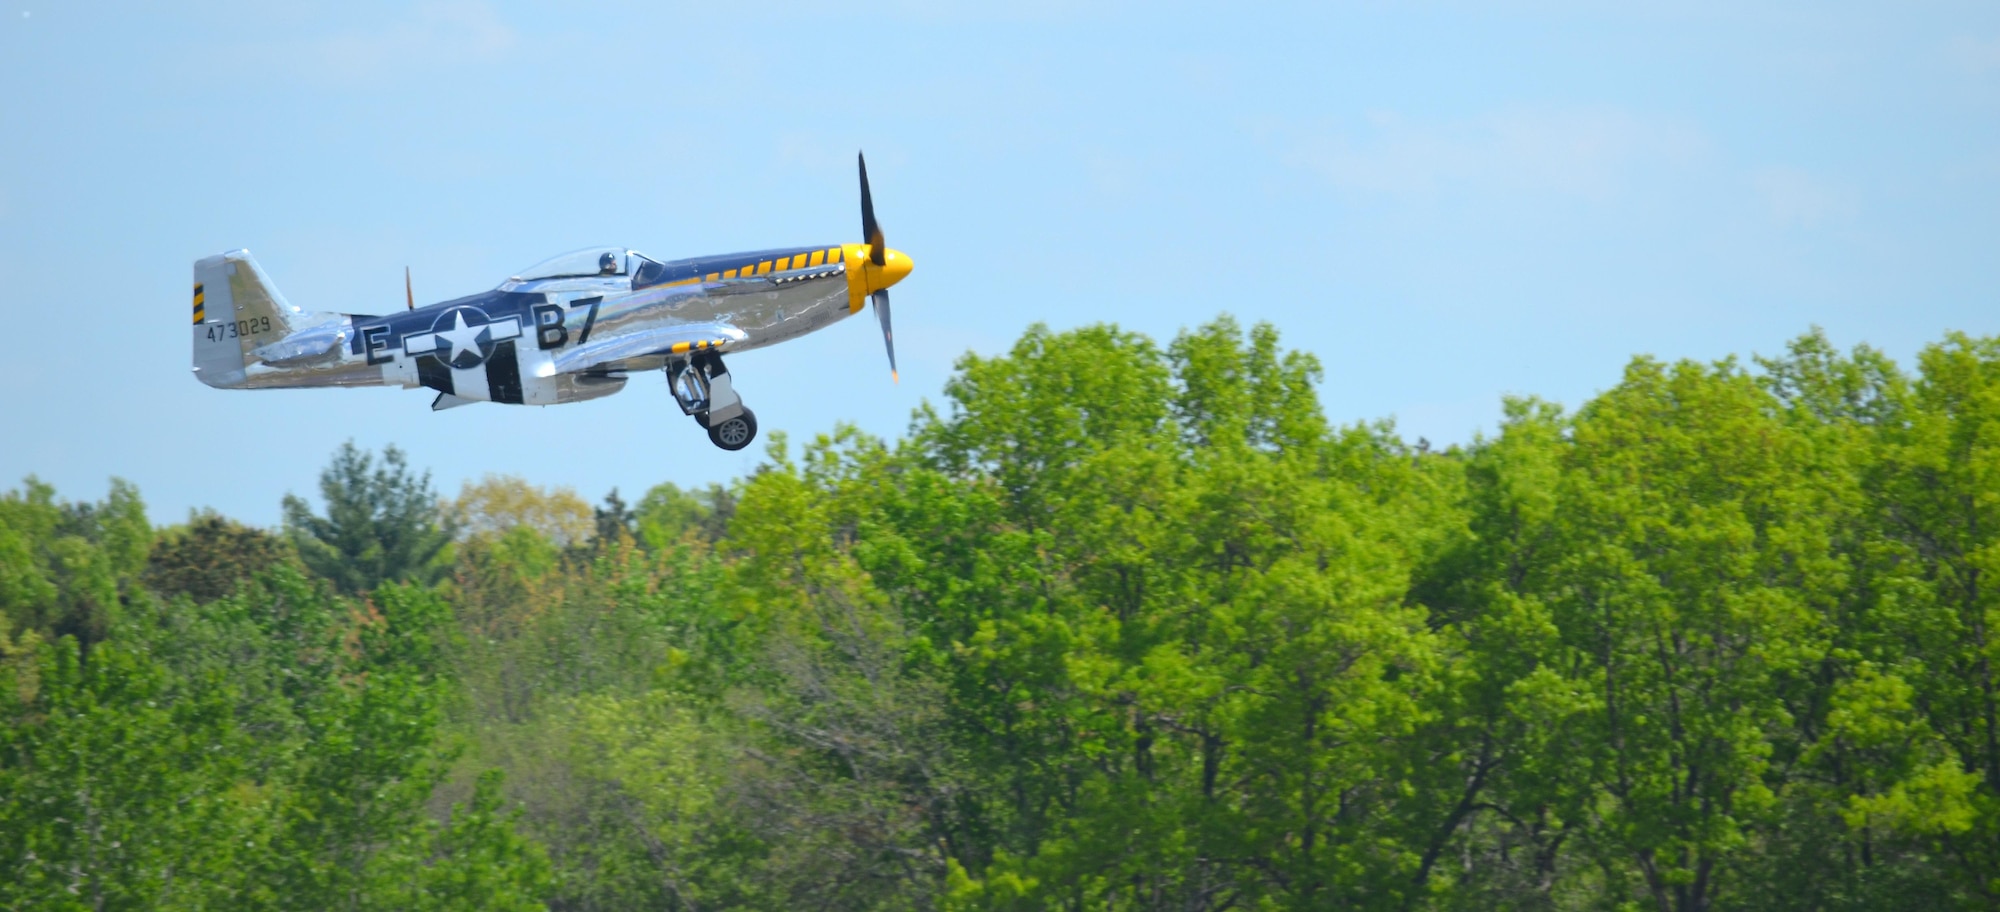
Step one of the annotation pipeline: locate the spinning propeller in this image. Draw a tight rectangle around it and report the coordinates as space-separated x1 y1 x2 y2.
856 152 912 382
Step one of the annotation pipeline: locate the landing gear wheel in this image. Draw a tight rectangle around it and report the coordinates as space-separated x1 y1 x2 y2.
706 409 757 451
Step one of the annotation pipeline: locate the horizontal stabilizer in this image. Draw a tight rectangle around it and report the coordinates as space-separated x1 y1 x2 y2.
249 323 348 366
431 393 479 411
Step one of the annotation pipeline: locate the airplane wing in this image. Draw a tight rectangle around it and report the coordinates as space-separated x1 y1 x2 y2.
546 322 749 375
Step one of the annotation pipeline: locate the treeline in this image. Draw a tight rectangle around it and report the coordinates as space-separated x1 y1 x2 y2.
4 318 1999 911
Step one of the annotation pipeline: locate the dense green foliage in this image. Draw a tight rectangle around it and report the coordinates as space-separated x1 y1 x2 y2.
283 442 455 594
5 318 2000 910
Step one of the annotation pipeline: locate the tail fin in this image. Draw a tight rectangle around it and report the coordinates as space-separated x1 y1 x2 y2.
190 249 315 388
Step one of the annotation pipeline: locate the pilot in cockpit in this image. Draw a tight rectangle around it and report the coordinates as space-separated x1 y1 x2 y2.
598 252 620 275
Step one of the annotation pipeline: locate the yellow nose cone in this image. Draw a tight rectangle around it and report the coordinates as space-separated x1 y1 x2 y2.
876 248 914 290
841 244 918 313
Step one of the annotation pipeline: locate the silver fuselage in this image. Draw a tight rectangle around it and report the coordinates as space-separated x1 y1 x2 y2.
197 248 863 404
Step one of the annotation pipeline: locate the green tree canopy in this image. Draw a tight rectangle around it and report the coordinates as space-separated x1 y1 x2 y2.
283 442 454 594
13 318 2000 911
145 511 296 603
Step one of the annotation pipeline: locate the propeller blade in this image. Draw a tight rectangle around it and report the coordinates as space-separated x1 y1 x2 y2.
859 151 885 266
872 289 897 383
404 267 414 311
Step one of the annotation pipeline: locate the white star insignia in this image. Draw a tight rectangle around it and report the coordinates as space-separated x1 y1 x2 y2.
436 311 484 363
400 309 521 365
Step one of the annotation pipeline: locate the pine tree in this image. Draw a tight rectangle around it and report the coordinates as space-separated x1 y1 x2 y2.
282 442 453 594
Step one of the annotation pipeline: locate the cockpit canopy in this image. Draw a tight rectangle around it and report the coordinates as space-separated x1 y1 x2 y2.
506 247 666 285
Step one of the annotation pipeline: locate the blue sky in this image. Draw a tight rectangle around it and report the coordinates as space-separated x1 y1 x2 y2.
3 1 1996 525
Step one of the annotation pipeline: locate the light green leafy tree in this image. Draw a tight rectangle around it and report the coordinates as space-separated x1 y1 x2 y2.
1855 333 2000 902
0 477 151 648
1537 357 1843 912
0 637 251 911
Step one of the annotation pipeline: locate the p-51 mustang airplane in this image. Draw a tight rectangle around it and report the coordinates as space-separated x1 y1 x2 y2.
190 154 912 451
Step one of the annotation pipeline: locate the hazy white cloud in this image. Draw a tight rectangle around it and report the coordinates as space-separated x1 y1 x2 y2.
1947 35 2000 74
659 0 1119 25
291 1 516 85
1752 167 1856 228
1082 147 1153 200
775 133 863 173
864 0 1125 23
1287 107 1709 201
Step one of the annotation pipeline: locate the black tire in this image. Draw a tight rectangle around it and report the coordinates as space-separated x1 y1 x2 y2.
707 409 757 451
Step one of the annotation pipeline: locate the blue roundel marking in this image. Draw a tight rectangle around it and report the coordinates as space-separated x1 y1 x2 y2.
429 307 505 370
393 294 529 371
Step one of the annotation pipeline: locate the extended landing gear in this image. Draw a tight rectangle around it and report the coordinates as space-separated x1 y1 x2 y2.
670 353 759 451
706 410 757 450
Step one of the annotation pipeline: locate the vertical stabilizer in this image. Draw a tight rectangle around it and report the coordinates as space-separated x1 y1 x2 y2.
192 253 243 387
191 249 313 388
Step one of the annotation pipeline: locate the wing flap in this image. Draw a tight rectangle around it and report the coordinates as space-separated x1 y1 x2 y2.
547 323 749 376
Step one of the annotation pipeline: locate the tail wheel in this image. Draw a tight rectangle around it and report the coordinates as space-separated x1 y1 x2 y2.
706 409 757 451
